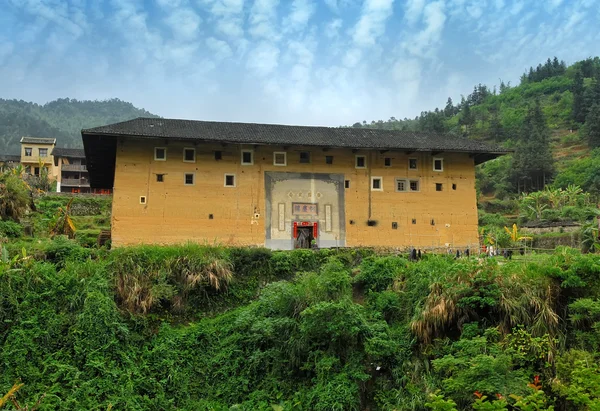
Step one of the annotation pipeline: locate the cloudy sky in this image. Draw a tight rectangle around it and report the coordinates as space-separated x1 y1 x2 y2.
2 0 600 126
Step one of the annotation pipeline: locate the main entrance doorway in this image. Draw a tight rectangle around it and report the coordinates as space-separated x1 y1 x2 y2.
294 221 318 249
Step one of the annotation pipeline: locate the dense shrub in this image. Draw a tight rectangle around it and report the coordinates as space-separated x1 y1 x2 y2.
2 246 600 410
0 220 23 238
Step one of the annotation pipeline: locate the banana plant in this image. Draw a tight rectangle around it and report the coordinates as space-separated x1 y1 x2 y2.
504 224 533 243
50 198 76 238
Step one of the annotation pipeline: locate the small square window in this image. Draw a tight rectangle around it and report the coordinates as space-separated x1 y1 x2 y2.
412 218 417 224
214 151 222 160
183 148 195 162
355 155 366 168
184 173 195 185
452 183 457 190
224 174 236 187
344 180 350 189
325 155 333 164
241 150 253 165
140 196 147 204
436 183 443 191
299 151 311 163
433 158 444 171
156 174 164 182
154 147 166 161
409 180 420 191
39 148 48 157
392 222 398 229
371 177 383 191
384 157 392 167
274 152 287 166
395 179 407 192
409 158 417 169
24 147 32 156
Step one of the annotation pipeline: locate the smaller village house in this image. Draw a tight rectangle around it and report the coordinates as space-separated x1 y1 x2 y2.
1 138 110 194
82 118 508 250
20 137 57 179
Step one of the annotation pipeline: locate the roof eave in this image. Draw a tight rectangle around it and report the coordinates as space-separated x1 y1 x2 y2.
81 130 510 155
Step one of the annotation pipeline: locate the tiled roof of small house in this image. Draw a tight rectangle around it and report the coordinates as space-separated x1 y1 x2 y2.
51 147 85 158
83 117 509 154
0 154 20 163
20 137 57 144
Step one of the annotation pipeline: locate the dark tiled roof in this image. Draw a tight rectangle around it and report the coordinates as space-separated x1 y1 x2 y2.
0 154 20 162
82 117 509 154
20 137 56 144
52 147 85 158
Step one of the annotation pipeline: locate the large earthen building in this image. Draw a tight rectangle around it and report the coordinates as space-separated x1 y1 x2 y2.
82 118 508 249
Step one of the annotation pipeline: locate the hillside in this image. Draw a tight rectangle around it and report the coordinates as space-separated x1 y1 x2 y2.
2 242 600 410
353 57 600 197
0 98 159 154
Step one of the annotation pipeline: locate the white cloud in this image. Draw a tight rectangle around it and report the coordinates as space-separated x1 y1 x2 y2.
403 0 446 58
206 37 234 59
246 42 280 75
547 0 563 10
200 0 246 39
564 10 585 32
352 0 395 47
164 8 202 40
283 0 316 32
9 0 86 39
510 1 525 15
0 41 14 66
249 0 280 39
324 18 343 38
404 0 425 24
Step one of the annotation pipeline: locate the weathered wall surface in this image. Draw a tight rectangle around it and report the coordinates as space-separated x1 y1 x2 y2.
111 138 480 249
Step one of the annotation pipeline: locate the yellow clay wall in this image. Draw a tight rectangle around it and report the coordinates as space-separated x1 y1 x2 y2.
111 138 480 250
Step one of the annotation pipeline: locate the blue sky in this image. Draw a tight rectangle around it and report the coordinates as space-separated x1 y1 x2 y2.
1 0 600 126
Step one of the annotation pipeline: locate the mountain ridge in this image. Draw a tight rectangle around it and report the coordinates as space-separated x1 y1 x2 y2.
0 98 159 154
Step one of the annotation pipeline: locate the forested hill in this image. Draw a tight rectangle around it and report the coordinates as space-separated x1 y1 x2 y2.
0 98 159 154
351 56 600 197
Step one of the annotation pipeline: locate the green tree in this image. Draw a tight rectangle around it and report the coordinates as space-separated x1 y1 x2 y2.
586 103 600 148
572 70 586 123
512 101 555 191
459 99 475 134
444 97 455 117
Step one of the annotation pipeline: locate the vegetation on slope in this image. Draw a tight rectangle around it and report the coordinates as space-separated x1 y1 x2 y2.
2 244 600 410
0 98 158 154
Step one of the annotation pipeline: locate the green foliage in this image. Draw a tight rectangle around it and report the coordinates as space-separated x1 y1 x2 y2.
511 101 555 192
426 392 459 411
553 350 600 409
354 255 406 292
0 173 31 221
0 220 23 238
3 246 600 410
432 328 530 404
518 186 594 225
554 148 600 193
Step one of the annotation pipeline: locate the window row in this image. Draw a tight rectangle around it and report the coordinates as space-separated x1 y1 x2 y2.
24 147 48 157
151 172 237 187
153 147 444 171
369 177 457 192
